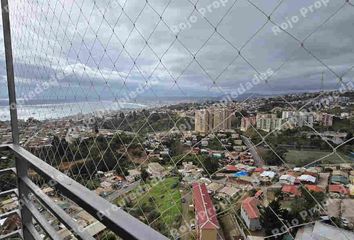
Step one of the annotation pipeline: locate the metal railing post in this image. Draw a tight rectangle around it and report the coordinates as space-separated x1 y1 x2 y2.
1 1 34 239
16 160 36 240
1 0 19 144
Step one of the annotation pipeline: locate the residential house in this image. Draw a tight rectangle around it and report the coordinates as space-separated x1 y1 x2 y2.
218 186 240 199
207 182 224 195
281 185 301 199
305 185 324 193
147 162 168 178
330 175 348 185
329 185 348 198
297 175 317 184
279 175 296 185
127 169 141 182
234 176 260 186
259 171 276 185
241 197 262 231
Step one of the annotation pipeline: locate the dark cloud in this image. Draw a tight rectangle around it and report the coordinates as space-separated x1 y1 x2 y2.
0 0 353 100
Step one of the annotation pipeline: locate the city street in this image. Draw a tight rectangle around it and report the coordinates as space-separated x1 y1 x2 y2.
105 180 141 202
241 135 264 166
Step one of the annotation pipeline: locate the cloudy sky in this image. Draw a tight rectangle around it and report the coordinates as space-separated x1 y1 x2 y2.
0 0 353 102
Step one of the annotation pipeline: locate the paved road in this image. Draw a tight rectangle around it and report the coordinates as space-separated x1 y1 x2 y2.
105 180 140 202
241 135 264 166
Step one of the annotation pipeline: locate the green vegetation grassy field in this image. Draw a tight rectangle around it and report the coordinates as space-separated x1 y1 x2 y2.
138 177 182 227
117 177 182 234
284 150 352 166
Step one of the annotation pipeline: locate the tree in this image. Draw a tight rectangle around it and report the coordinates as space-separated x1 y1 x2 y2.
249 189 257 197
149 112 160 122
263 147 287 166
261 200 284 237
141 168 149 182
86 179 100 190
101 231 117 240
165 138 183 157
290 197 308 221
202 156 219 175
302 187 325 210
208 138 224 150
261 199 294 238
244 128 262 144
290 186 325 223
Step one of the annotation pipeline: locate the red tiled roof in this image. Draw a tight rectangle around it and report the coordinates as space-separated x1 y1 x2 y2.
193 148 200 153
282 185 301 196
242 197 260 219
287 171 297 176
225 165 238 172
116 175 125 181
304 171 317 177
192 183 220 230
329 185 348 194
305 185 324 193
255 190 263 198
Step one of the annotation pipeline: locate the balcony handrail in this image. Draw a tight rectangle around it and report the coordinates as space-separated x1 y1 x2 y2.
0 229 22 240
0 144 168 240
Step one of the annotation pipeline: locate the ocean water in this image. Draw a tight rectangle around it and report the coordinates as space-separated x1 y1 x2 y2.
0 101 147 121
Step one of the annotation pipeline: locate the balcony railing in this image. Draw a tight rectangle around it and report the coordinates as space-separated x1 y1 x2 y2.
0 144 168 240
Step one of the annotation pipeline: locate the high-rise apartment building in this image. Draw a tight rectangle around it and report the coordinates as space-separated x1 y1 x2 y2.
256 114 283 132
282 111 314 128
195 108 232 133
213 108 232 131
240 116 256 132
195 109 211 134
318 113 334 127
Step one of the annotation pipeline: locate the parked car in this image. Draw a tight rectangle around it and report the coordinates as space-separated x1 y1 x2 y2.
190 223 195 230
